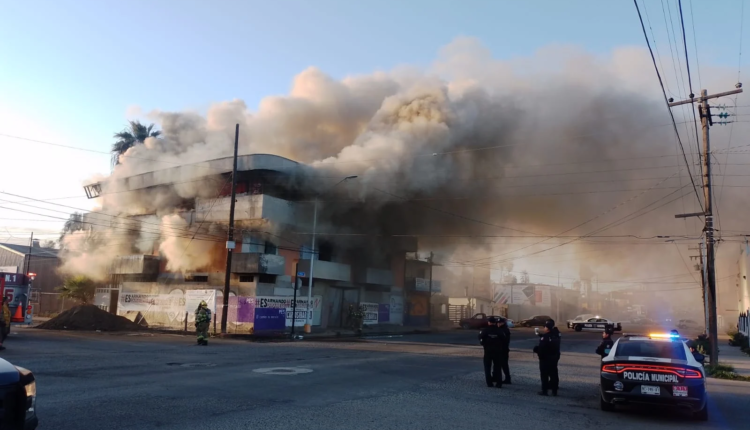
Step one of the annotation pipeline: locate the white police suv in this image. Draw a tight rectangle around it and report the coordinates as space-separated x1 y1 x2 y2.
599 332 708 421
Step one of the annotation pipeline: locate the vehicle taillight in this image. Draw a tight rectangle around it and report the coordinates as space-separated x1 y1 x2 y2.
26 305 32 315
602 364 624 373
684 368 703 379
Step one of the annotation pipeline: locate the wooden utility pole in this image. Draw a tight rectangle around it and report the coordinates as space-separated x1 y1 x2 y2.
670 86 743 362
220 124 240 335
427 252 434 328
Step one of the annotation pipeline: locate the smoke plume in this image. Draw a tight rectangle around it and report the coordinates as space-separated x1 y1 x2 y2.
59 38 748 301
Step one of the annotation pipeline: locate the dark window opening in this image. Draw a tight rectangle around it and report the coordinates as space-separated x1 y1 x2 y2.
416 268 426 278
185 275 208 282
258 274 276 284
239 275 254 283
318 242 333 262
264 241 277 255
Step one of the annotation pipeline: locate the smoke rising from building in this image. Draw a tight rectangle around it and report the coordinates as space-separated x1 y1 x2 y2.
59 38 747 293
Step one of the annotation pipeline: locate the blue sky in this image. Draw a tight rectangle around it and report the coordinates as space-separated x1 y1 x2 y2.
0 0 746 243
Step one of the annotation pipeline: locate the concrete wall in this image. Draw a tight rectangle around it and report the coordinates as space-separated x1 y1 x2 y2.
297 259 350 282
196 194 294 225
231 253 285 275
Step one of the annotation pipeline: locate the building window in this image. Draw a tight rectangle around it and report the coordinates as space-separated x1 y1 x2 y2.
264 241 277 255
441 304 447 315
416 268 426 279
185 275 208 282
318 242 333 262
239 275 254 283
258 274 276 284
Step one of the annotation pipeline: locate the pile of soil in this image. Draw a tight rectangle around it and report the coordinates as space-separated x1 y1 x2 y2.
37 305 145 331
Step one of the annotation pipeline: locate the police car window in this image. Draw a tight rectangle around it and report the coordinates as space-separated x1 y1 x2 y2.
615 341 687 360
587 318 597 322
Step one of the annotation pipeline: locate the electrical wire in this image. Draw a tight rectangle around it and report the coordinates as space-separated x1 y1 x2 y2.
635 0 705 212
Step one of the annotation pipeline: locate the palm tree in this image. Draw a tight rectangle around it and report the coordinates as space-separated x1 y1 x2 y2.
57 275 96 304
111 120 161 167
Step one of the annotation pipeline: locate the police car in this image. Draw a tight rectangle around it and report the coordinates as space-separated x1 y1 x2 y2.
569 316 622 332
599 332 708 421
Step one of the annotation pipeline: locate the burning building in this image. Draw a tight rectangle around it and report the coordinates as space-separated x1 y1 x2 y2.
56 39 717 332
75 153 422 331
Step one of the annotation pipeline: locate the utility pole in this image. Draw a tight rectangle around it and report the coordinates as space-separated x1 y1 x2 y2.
671 85 743 362
220 124 240 335
427 252 434 328
25 232 33 274
688 244 707 335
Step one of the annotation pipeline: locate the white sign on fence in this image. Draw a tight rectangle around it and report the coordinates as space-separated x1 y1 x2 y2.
256 295 322 327
185 289 217 322
361 302 379 325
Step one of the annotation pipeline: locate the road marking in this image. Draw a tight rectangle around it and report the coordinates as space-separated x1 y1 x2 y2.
253 367 313 375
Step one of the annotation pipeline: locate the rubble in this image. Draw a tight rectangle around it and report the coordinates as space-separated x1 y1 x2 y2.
37 305 145 331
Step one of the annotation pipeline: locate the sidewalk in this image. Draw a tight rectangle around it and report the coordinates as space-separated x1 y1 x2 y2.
303 323 457 340
717 334 750 377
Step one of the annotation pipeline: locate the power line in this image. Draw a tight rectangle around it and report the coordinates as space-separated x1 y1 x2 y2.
635 0 705 212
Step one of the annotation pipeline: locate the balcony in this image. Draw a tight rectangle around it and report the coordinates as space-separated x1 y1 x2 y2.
297 259 350 282
353 268 394 286
111 255 160 275
195 194 294 225
231 253 285 275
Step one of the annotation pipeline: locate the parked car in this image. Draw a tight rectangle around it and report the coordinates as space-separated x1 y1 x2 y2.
458 313 509 330
567 314 596 329
0 358 38 429
569 316 622 332
600 332 708 420
518 315 553 327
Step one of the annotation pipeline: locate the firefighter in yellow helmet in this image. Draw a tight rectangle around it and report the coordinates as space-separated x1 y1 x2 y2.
194 300 211 345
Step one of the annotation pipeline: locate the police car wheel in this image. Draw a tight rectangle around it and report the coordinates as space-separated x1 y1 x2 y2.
600 395 615 412
693 404 708 421
574 324 583 332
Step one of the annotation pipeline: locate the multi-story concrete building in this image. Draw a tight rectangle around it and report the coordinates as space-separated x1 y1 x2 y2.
737 241 750 320
84 154 418 332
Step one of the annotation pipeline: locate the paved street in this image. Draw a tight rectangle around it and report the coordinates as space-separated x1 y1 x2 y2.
3 328 748 430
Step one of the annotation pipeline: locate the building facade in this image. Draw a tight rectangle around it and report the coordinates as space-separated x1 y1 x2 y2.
85 154 418 332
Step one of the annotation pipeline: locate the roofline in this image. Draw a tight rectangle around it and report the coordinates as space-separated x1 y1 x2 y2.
0 244 24 257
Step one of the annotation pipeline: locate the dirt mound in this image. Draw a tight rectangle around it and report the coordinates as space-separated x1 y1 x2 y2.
37 305 145 331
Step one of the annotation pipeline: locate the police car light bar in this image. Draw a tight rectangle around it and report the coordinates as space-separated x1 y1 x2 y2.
649 333 681 339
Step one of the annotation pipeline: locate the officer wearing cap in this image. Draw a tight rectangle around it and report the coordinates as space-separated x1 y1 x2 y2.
479 316 507 388
595 326 615 358
533 319 561 396
496 316 512 384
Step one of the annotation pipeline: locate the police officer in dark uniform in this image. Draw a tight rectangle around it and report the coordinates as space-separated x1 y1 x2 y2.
479 316 507 388
533 319 561 396
595 326 615 358
497 317 512 384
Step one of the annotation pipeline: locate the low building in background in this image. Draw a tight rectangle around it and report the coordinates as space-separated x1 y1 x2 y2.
0 241 69 316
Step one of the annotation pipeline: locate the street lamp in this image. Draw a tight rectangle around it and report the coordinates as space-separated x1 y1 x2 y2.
304 175 357 333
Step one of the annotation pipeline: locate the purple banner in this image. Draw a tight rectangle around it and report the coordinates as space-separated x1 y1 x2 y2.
378 304 390 323
236 297 255 323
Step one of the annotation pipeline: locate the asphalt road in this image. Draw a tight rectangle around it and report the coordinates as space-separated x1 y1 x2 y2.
2 327 747 430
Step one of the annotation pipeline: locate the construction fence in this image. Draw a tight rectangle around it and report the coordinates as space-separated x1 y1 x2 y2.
36 292 81 317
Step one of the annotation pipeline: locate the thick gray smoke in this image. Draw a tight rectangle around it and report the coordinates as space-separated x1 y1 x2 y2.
62 38 748 300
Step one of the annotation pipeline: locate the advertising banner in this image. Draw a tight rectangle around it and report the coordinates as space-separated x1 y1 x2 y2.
254 308 286 331
256 295 322 327
494 284 536 305
378 304 390 323
120 293 186 313
185 290 217 322
361 302 379 325
535 285 551 307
